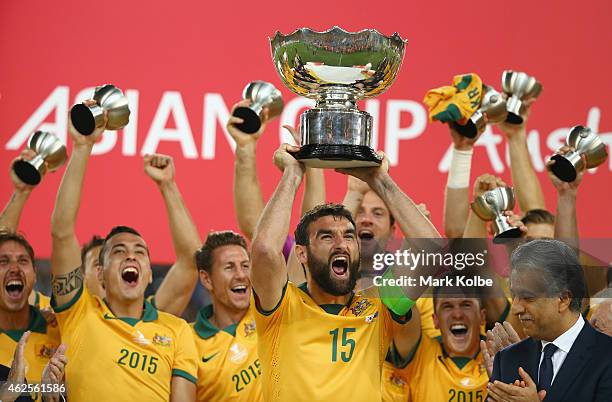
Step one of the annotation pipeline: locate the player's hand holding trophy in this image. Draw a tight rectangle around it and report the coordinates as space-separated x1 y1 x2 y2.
70 84 130 136
12 131 67 185
549 125 608 182
471 187 522 243
232 81 284 134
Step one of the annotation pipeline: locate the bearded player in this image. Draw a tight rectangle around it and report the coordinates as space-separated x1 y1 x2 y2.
250 144 440 401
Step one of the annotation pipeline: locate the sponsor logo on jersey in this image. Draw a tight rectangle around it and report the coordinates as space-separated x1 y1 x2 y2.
390 372 407 389
132 330 150 345
365 311 379 323
229 343 248 364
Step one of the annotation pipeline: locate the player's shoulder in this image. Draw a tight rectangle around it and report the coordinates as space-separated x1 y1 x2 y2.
155 310 192 333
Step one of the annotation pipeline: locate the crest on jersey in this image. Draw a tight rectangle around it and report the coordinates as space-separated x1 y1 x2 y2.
152 333 173 347
229 343 248 364
35 344 57 359
132 330 150 345
243 321 256 338
350 298 374 317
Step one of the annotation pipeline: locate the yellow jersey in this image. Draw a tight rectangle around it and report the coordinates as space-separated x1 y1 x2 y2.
192 305 263 402
382 335 488 402
0 306 60 383
52 285 198 402
255 281 400 402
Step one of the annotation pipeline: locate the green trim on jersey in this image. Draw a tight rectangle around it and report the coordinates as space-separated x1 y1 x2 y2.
254 281 288 316
172 368 197 384
297 282 355 315
437 335 485 370
101 298 159 326
193 304 239 339
1 306 48 342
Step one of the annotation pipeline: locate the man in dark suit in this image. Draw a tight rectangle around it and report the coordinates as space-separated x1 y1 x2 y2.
488 239 612 402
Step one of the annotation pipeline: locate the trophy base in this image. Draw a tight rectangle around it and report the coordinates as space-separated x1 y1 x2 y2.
451 120 480 139
549 154 577 182
493 227 523 244
13 160 42 185
505 112 523 125
293 144 382 168
71 104 96 135
232 107 261 134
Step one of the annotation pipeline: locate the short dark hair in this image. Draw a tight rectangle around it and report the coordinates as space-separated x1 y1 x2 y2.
510 239 585 313
80 235 104 272
295 203 356 246
99 226 144 266
0 230 35 265
195 231 248 273
522 209 555 226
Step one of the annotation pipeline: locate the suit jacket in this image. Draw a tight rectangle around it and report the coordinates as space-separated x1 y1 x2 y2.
490 322 612 402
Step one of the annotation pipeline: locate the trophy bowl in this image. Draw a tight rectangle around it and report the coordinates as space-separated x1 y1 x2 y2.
233 81 284 134
70 84 130 136
501 71 542 124
550 125 608 182
13 131 67 185
270 26 406 168
451 85 507 138
471 187 522 243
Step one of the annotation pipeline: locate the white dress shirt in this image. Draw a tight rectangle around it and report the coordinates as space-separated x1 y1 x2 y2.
538 314 585 384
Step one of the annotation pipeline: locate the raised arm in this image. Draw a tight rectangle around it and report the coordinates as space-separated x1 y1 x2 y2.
144 154 201 316
548 148 608 294
229 101 266 241
444 125 480 238
50 107 105 306
338 153 440 239
342 175 371 218
546 146 582 247
283 125 326 215
251 144 305 311
338 154 438 354
0 150 37 231
496 98 546 212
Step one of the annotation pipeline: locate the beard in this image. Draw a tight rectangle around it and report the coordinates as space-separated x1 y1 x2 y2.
307 249 359 296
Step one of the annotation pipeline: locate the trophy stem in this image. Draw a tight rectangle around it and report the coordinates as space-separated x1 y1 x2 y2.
493 215 522 243
505 96 524 124
316 86 359 109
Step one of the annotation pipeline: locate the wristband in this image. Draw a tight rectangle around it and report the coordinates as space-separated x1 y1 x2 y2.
379 268 416 316
447 147 473 189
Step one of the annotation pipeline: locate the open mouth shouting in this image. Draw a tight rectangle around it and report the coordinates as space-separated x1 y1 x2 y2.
330 254 350 279
5 277 25 302
121 266 140 287
449 323 469 339
230 284 248 295
358 229 375 241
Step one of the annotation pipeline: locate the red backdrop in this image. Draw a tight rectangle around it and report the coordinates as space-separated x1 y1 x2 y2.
1 0 610 263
